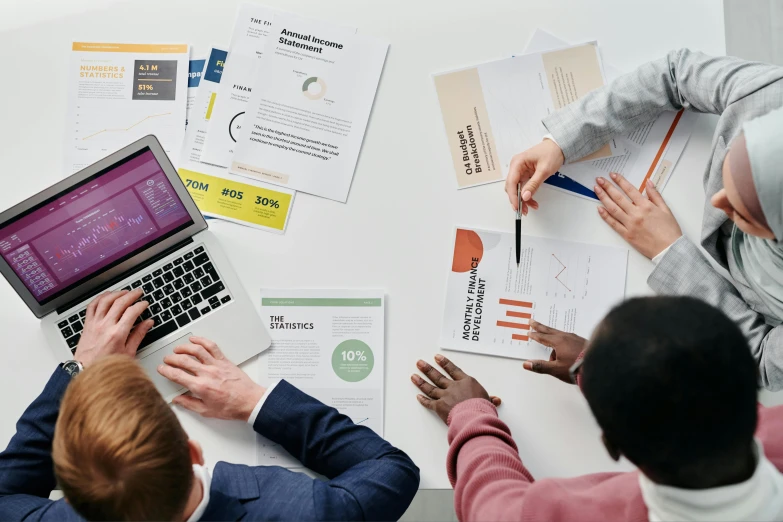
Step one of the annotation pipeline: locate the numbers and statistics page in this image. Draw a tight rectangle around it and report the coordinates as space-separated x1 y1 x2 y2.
64 43 189 174
257 289 384 467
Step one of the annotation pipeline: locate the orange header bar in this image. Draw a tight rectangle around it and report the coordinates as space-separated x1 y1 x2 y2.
72 42 188 54
640 109 684 191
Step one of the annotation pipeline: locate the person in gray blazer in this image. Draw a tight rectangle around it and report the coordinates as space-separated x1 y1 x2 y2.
504 49 783 390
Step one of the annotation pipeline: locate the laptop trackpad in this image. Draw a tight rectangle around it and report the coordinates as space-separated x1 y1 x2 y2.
137 332 192 403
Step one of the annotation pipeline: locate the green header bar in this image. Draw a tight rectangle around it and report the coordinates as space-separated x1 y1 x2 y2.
262 297 382 307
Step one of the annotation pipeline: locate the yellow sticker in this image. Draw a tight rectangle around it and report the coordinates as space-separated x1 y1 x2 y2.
205 92 217 120
178 168 293 232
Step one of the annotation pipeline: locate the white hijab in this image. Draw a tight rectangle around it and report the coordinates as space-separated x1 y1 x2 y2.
731 105 783 325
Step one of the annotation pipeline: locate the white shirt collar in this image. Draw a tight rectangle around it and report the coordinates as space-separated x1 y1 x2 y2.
639 439 783 522
185 464 212 522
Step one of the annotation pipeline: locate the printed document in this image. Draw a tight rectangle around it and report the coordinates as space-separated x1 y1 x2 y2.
177 161 294 234
64 42 189 174
199 4 278 167
433 43 620 189
187 56 206 129
182 48 228 163
441 227 627 360
257 290 385 467
230 12 387 202
524 30 697 197
560 111 696 195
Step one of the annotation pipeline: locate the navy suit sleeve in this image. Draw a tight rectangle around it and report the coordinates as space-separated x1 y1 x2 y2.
0 367 75 521
253 380 419 521
0 367 70 498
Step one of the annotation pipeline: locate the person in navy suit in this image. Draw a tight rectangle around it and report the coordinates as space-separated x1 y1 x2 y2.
0 288 419 521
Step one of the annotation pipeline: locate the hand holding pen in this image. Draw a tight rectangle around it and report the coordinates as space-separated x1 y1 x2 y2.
505 139 564 215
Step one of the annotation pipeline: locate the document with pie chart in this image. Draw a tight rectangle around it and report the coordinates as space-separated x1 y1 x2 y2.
230 11 388 202
64 42 189 175
441 227 627 360
256 289 385 468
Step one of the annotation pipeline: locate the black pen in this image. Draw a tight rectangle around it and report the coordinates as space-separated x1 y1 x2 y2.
516 184 521 268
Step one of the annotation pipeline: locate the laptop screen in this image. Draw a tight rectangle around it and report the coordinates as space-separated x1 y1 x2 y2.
0 148 193 305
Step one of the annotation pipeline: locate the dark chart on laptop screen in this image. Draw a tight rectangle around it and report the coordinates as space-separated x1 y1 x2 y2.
0 149 192 304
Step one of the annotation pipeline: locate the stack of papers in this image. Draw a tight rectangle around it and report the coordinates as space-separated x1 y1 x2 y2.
198 5 389 203
63 3 389 234
226 11 388 203
433 41 619 189
432 29 695 200
187 55 207 129
183 47 227 164
527 30 697 200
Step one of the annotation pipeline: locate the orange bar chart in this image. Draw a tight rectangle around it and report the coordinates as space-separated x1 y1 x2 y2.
497 320 530 330
498 298 533 342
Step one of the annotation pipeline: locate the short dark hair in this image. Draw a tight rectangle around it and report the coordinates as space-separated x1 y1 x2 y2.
581 296 758 482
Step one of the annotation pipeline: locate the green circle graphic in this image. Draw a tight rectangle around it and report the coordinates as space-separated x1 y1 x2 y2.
332 340 374 382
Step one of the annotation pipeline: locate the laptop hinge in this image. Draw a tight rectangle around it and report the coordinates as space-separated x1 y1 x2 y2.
55 237 195 316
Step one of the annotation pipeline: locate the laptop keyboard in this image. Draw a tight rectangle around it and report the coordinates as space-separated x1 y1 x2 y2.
59 245 233 355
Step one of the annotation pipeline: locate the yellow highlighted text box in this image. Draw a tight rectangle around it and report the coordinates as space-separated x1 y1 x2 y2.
178 168 292 231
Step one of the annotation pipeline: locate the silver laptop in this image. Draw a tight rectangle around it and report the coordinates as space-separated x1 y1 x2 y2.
0 136 271 401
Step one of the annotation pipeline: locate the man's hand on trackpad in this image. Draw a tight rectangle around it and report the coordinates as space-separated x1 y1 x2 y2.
157 336 267 422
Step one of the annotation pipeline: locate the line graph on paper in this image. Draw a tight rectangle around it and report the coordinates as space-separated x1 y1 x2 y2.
551 254 571 292
68 103 181 173
80 112 173 141
547 252 592 299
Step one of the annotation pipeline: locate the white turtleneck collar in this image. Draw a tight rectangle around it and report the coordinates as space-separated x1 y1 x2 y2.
638 439 783 522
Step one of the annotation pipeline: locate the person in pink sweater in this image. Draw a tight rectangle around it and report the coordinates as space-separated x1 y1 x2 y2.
412 296 783 521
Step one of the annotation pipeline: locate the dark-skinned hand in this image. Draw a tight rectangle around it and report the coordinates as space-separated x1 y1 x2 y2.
411 354 501 424
523 320 586 384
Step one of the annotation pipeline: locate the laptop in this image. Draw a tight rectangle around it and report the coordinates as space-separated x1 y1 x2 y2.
0 135 271 401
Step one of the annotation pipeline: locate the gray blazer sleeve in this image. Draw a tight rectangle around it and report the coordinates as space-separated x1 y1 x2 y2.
649 236 783 390
542 48 783 162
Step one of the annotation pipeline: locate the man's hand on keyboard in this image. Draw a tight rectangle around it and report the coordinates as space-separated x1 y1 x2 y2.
75 289 154 367
158 336 266 422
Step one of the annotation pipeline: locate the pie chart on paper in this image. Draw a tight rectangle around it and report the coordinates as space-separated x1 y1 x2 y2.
302 76 327 100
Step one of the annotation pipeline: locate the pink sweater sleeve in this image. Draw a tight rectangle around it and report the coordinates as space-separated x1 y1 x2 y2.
447 398 536 522
756 404 783 470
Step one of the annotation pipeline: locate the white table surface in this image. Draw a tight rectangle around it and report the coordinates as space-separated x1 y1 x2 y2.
0 0 725 489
